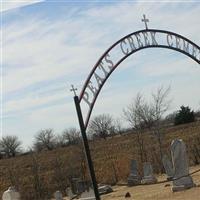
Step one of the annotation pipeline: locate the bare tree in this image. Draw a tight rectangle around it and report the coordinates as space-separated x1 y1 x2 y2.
62 127 81 146
88 114 115 140
113 118 124 135
34 129 56 151
123 93 149 163
54 134 66 148
123 93 154 129
0 135 22 157
151 86 171 161
123 86 171 164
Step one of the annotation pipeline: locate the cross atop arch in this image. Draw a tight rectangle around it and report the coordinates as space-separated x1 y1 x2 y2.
142 14 149 29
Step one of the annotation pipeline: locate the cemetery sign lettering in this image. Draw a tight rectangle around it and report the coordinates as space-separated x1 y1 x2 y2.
79 29 200 128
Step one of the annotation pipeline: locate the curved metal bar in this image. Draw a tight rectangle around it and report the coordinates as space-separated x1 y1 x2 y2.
83 45 200 129
79 29 200 129
79 29 200 101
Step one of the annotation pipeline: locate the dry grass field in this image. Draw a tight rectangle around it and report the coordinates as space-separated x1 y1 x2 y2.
0 121 200 199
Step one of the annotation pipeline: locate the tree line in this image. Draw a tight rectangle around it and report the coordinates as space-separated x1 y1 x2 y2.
1 86 199 159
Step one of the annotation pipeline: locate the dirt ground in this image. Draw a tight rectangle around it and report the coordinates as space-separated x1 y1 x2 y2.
59 165 200 200
101 165 200 200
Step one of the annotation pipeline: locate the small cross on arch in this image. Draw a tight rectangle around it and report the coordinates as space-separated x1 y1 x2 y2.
70 84 77 96
141 14 149 30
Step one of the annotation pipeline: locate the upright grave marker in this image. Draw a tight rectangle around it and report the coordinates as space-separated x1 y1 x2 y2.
2 187 20 200
127 160 140 186
141 162 157 184
54 191 63 200
162 154 174 180
171 139 195 192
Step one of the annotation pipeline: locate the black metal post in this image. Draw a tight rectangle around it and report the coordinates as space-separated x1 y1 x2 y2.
74 95 100 200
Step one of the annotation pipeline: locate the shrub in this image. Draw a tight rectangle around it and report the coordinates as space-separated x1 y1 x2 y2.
174 106 195 125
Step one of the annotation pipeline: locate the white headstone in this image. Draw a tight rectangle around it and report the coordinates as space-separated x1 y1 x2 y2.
127 160 140 186
162 154 174 180
54 191 63 200
171 139 195 192
141 162 157 184
2 186 20 200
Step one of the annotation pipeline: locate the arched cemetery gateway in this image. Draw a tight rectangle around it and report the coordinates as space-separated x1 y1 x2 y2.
71 16 200 200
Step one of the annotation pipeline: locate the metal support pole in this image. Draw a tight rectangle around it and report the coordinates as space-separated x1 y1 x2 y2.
74 95 100 200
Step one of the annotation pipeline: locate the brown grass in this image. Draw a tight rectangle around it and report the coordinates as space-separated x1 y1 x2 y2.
0 121 200 199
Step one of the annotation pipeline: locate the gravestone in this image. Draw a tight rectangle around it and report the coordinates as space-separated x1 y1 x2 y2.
98 184 113 195
171 139 195 192
141 162 157 184
71 178 79 194
66 187 76 200
162 154 174 180
76 180 90 194
79 187 95 200
54 191 63 200
2 186 20 200
127 160 140 186
71 178 90 194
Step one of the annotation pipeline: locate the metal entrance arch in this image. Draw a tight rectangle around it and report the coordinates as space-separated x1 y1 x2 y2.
72 25 200 200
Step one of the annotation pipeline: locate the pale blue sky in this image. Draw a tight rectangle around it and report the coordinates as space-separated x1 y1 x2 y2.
2 1 200 148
